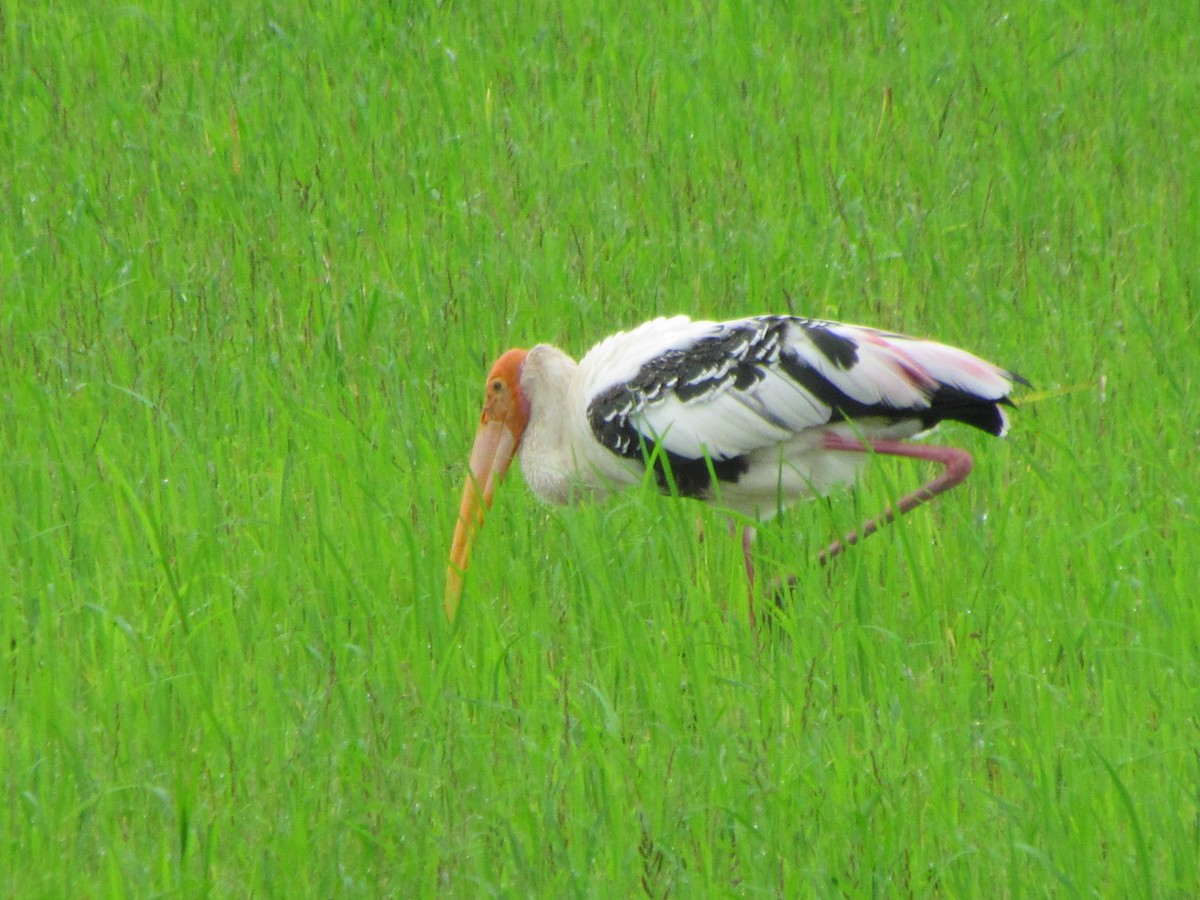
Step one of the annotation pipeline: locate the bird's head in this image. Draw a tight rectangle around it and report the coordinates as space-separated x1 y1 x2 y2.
446 348 530 621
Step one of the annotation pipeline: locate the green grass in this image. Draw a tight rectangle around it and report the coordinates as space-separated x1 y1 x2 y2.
3 0 1198 895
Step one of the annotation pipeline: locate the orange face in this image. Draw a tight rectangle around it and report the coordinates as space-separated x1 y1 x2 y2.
445 349 530 621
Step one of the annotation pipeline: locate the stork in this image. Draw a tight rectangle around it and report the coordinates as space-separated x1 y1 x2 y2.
446 314 1026 623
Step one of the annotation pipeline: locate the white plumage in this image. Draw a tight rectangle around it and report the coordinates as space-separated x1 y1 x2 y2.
523 315 1017 514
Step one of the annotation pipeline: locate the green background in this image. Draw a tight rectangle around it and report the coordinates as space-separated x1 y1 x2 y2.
3 2 1196 895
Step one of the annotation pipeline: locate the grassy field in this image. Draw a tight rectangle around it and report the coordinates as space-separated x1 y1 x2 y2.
3 1 1198 895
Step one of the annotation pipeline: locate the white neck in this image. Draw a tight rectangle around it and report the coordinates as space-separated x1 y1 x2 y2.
518 344 586 505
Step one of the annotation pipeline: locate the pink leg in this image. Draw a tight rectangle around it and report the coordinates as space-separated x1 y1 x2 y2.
817 434 974 566
741 524 757 628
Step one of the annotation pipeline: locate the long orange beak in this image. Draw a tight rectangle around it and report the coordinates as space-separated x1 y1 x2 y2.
445 349 529 622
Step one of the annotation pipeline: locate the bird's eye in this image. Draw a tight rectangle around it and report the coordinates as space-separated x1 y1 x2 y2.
490 380 503 393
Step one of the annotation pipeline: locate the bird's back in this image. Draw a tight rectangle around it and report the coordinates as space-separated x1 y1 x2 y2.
580 315 1025 513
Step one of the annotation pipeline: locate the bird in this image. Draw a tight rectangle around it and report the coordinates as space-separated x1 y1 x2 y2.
446 314 1026 623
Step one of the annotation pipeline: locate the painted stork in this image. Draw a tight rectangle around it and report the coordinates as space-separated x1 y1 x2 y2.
446 314 1026 623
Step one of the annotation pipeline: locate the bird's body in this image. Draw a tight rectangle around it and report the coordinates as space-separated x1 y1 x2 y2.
447 314 1026 621
515 315 1019 516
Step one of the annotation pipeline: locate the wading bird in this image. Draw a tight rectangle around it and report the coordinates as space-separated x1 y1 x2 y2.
446 314 1025 623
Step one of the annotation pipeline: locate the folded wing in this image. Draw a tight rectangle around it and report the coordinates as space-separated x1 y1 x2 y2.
584 315 1024 496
